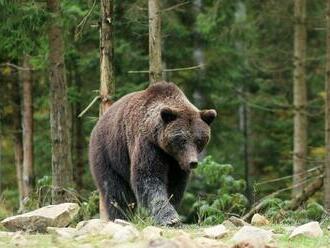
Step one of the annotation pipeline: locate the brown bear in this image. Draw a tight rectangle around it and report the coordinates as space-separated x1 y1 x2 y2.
89 81 216 226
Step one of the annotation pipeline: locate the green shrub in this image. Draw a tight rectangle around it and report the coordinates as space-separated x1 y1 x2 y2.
180 156 248 225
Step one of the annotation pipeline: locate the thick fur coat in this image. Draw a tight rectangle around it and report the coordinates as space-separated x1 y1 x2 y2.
89 82 216 225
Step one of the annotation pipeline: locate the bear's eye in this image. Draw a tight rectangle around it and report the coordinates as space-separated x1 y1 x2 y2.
172 136 186 148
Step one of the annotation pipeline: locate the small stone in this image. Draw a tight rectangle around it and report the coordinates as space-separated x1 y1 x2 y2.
142 226 163 240
194 237 228 248
229 216 250 227
203 224 228 239
232 226 274 248
251 214 270 226
112 225 139 242
47 227 76 239
114 219 131 226
1 203 80 232
289 221 323 239
75 219 107 236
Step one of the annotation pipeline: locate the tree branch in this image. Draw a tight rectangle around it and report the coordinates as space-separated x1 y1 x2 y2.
128 64 204 74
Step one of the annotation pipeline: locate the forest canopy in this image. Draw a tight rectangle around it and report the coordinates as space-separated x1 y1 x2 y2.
0 0 329 227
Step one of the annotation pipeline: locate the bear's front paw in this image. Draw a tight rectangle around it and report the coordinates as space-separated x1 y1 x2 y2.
155 208 181 226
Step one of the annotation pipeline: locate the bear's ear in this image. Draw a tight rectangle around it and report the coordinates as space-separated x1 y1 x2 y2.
200 109 217 125
160 107 178 123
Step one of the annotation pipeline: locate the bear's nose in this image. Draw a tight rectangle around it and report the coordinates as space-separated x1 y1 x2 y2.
189 161 198 169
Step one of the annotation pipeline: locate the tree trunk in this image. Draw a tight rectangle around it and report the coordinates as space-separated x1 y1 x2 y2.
100 0 114 115
292 0 307 198
325 0 330 212
12 72 24 210
73 63 84 190
21 56 34 200
47 0 73 203
99 0 115 219
149 0 162 84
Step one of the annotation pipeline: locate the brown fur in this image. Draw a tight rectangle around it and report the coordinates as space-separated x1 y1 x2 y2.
89 81 216 225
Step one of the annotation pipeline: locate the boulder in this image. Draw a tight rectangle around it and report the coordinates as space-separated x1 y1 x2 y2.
251 214 270 226
289 221 323 239
203 224 228 239
231 226 274 248
1 203 79 232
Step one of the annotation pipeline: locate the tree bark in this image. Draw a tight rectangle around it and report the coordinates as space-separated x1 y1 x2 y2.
99 0 115 219
149 0 162 84
21 56 34 200
292 0 307 198
73 63 84 190
100 0 114 115
325 0 330 212
11 72 24 211
47 0 73 203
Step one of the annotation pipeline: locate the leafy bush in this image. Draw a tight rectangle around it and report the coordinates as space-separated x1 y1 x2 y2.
180 156 248 225
262 198 326 225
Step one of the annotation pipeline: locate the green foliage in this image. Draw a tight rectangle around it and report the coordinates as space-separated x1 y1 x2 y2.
181 156 248 225
260 198 327 225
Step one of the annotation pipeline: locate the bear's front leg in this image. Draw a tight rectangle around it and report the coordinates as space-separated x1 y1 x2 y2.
131 142 180 226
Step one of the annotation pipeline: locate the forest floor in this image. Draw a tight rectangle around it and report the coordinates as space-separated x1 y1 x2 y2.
0 223 330 248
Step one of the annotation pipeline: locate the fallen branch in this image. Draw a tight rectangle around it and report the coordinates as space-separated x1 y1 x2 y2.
242 174 323 221
285 175 324 211
128 64 204 74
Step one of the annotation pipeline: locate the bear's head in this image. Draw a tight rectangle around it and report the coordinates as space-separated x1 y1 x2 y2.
158 106 217 171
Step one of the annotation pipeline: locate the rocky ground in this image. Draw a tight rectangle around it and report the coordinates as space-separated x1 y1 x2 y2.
0 203 329 248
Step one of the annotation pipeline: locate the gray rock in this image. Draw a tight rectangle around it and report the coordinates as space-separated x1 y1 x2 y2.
222 220 237 230
251 214 270 226
231 226 274 248
1 203 79 232
75 219 107 236
289 221 323 239
228 216 250 227
203 224 228 239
